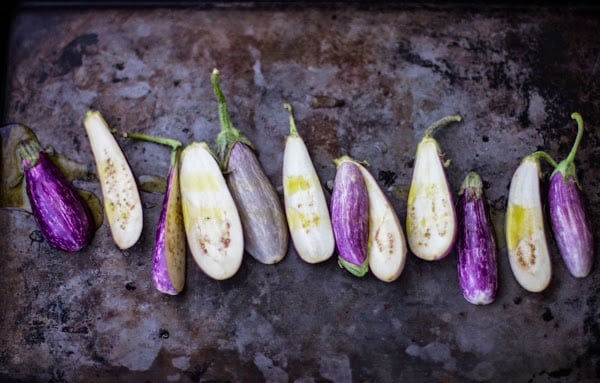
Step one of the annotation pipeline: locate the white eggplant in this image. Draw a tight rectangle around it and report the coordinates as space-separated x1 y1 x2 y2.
357 163 407 282
506 153 552 292
83 110 143 250
406 115 461 261
282 103 335 264
179 142 244 280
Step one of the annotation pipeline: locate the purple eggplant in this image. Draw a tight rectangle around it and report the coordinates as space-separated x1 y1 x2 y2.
212 68 289 265
331 157 369 277
17 138 94 252
124 133 185 295
548 112 593 278
456 172 497 305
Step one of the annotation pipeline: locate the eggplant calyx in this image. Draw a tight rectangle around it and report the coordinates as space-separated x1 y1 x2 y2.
338 257 369 277
423 114 462 139
459 171 483 199
551 112 584 187
284 103 299 136
16 138 43 170
211 68 254 163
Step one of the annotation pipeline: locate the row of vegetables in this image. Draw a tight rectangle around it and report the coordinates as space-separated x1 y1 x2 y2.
14 69 594 305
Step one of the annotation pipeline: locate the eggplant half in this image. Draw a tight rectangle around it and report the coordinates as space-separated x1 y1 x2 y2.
17 138 94 252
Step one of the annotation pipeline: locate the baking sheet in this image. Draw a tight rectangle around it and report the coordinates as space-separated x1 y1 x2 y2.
1 4 599 382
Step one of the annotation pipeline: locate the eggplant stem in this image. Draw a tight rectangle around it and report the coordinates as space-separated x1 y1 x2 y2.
424 114 462 138
565 112 584 166
211 68 253 160
16 138 42 170
284 103 299 136
123 132 182 166
530 150 558 168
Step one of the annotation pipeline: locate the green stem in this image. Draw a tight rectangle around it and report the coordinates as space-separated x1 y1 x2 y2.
551 112 584 186
565 112 584 166
122 132 182 166
529 150 558 168
212 68 252 159
424 114 462 138
284 103 298 136
16 138 42 170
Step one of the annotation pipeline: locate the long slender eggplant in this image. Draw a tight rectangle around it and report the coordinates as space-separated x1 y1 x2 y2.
17 138 94 252
505 152 554 292
179 142 244 280
211 68 288 264
83 110 143 250
123 133 185 295
406 115 461 261
354 162 407 282
282 103 335 264
548 112 593 278
456 172 497 305
331 157 369 277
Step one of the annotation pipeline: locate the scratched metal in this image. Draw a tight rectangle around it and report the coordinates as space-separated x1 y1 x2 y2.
1 6 599 383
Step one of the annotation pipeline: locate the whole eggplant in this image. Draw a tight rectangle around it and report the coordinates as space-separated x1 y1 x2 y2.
548 112 593 278
456 172 497 305
212 68 288 264
17 138 94 252
331 157 369 277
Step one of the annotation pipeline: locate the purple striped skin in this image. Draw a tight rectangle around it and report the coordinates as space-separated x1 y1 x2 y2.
152 162 185 295
226 142 289 264
331 159 369 277
456 172 497 305
20 143 94 252
549 173 593 278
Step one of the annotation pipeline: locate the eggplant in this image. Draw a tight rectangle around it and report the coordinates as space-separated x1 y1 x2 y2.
282 103 335 264
456 172 497 305
406 115 461 261
123 133 185 294
548 112 593 278
179 142 244 280
331 157 369 277
357 161 407 282
505 153 553 292
83 110 143 250
211 68 288 265
17 138 94 252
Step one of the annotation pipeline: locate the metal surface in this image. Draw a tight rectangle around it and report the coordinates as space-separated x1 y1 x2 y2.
1 5 599 383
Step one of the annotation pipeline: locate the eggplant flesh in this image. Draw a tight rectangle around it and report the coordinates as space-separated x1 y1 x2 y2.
456 172 497 305
549 173 593 278
226 142 288 264
331 159 369 277
18 140 94 252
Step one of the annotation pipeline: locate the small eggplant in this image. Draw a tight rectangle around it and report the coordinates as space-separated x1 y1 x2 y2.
83 110 143 250
282 103 335 264
406 115 461 261
212 69 288 264
179 142 244 280
548 112 593 278
505 152 553 292
17 138 94 252
456 172 497 305
357 162 407 282
123 133 185 295
331 157 369 277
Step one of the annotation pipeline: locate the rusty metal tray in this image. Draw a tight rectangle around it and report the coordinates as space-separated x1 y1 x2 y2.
1 2 599 382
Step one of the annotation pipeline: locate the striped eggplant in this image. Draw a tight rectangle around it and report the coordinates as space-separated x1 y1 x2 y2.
282 103 335 264
456 172 497 305
180 142 244 280
331 157 369 277
548 112 593 278
17 138 94 252
123 133 185 295
83 110 143 250
505 152 553 292
406 115 461 261
211 68 288 264
357 162 407 282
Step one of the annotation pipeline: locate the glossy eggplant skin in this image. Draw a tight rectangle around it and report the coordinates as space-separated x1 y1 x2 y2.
226 142 289 264
20 141 94 252
331 160 369 277
548 172 593 278
456 172 497 305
